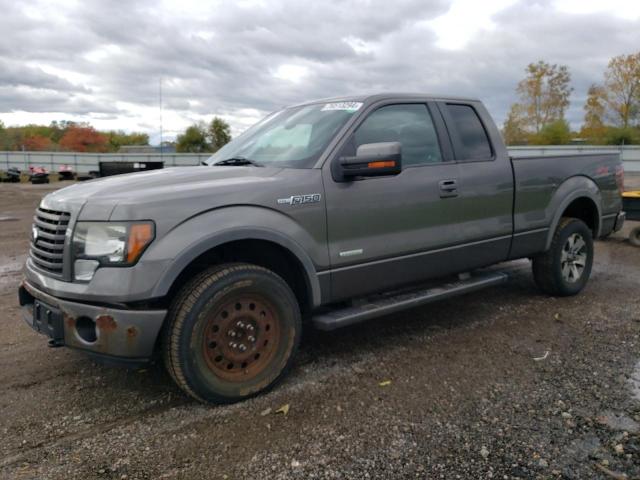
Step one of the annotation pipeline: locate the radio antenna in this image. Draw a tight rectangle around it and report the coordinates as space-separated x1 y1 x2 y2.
159 77 163 155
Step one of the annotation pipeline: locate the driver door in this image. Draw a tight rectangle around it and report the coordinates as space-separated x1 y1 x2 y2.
322 102 465 301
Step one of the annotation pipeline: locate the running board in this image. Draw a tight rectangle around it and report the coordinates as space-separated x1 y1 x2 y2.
312 271 509 331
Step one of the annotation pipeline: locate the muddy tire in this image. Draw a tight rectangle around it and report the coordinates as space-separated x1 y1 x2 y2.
630 226 640 247
532 217 594 297
163 263 301 404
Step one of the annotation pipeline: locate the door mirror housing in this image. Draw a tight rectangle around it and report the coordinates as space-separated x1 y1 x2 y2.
338 142 402 179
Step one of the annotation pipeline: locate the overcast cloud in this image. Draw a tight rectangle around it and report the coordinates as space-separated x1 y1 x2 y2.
0 0 639 142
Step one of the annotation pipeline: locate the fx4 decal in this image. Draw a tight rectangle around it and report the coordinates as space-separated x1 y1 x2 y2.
277 194 322 206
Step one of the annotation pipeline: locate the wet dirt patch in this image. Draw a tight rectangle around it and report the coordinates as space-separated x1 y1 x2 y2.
597 410 640 434
0 254 26 295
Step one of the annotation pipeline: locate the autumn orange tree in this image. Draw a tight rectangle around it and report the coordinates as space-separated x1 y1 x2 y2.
579 52 640 144
602 52 640 129
22 135 53 151
580 85 607 143
502 61 573 145
502 104 529 145
0 121 150 152
59 126 109 153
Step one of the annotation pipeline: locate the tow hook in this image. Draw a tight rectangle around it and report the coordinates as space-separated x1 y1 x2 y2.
47 339 64 348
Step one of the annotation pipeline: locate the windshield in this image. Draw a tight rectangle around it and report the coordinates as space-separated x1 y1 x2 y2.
206 102 363 168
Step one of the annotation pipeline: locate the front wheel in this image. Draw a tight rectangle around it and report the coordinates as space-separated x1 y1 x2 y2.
532 217 594 296
163 263 301 404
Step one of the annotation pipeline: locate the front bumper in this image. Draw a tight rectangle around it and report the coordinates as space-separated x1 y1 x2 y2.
19 280 167 360
24 255 171 304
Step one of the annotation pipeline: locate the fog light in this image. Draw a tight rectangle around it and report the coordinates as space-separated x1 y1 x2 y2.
75 316 97 343
74 259 99 281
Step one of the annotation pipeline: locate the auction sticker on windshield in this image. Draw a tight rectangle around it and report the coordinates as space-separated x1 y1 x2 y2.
321 102 363 112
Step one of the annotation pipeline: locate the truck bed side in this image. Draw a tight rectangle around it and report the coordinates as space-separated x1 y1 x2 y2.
509 153 622 259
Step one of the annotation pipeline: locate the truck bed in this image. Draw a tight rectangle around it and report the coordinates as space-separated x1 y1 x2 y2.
509 153 622 258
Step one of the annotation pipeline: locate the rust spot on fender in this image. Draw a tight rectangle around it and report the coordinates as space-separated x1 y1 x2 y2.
64 312 75 328
125 325 139 351
96 314 117 333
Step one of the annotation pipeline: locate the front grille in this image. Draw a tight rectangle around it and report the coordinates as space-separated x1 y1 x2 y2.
30 207 70 276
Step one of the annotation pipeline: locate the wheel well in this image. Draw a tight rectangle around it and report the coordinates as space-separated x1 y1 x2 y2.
561 197 598 236
165 239 312 315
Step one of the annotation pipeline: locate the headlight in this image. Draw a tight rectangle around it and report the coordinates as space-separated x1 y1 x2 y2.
72 221 154 280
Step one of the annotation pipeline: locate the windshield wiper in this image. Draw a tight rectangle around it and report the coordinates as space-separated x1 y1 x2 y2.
213 157 263 167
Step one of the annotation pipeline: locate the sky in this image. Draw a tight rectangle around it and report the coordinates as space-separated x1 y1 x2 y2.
0 0 639 144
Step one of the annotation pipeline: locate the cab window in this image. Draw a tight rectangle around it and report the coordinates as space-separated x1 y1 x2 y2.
354 104 442 166
445 103 492 160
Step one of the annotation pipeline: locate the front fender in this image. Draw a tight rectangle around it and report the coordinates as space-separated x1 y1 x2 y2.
544 176 602 250
145 206 327 307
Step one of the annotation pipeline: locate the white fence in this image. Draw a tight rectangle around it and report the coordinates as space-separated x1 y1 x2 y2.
0 152 212 173
1 146 640 173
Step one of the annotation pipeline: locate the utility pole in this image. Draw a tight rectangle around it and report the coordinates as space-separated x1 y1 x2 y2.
159 77 163 155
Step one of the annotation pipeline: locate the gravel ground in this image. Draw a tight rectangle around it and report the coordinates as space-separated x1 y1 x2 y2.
0 178 639 480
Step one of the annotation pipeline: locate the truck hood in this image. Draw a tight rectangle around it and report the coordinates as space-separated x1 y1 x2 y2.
46 166 282 202
41 166 284 221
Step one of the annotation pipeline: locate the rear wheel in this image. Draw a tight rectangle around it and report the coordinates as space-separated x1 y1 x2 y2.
630 226 640 247
163 263 301 403
532 217 594 296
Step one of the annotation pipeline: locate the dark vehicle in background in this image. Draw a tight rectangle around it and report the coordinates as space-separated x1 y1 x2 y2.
58 165 75 181
98 160 164 177
3 167 21 182
28 166 49 184
18 93 625 404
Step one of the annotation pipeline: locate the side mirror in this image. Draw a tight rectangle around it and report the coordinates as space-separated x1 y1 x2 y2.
338 142 402 179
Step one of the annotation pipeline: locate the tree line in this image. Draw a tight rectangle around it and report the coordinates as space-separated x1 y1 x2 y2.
175 117 232 153
0 116 233 153
503 51 640 145
0 120 150 153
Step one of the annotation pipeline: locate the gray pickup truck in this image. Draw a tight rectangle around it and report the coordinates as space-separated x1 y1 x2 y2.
19 93 626 403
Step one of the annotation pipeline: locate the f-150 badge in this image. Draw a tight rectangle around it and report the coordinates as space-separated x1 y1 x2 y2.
277 194 322 206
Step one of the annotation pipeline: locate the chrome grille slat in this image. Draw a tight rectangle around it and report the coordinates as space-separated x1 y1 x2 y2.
32 238 63 250
31 208 70 276
35 209 69 222
31 244 64 260
33 217 69 231
33 230 66 242
29 254 63 270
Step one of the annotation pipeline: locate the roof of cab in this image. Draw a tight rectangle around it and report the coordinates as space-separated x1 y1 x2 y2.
290 92 480 108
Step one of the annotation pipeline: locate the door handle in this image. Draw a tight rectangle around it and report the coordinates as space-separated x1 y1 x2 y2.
438 179 458 198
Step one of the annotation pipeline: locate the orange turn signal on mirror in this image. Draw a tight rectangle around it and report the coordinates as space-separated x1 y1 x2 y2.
367 160 396 169
127 223 154 263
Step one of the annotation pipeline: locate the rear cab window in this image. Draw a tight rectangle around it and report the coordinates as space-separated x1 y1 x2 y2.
443 103 493 161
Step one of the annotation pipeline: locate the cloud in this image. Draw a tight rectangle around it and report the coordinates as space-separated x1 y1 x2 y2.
0 60 88 93
0 87 120 115
0 0 638 139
